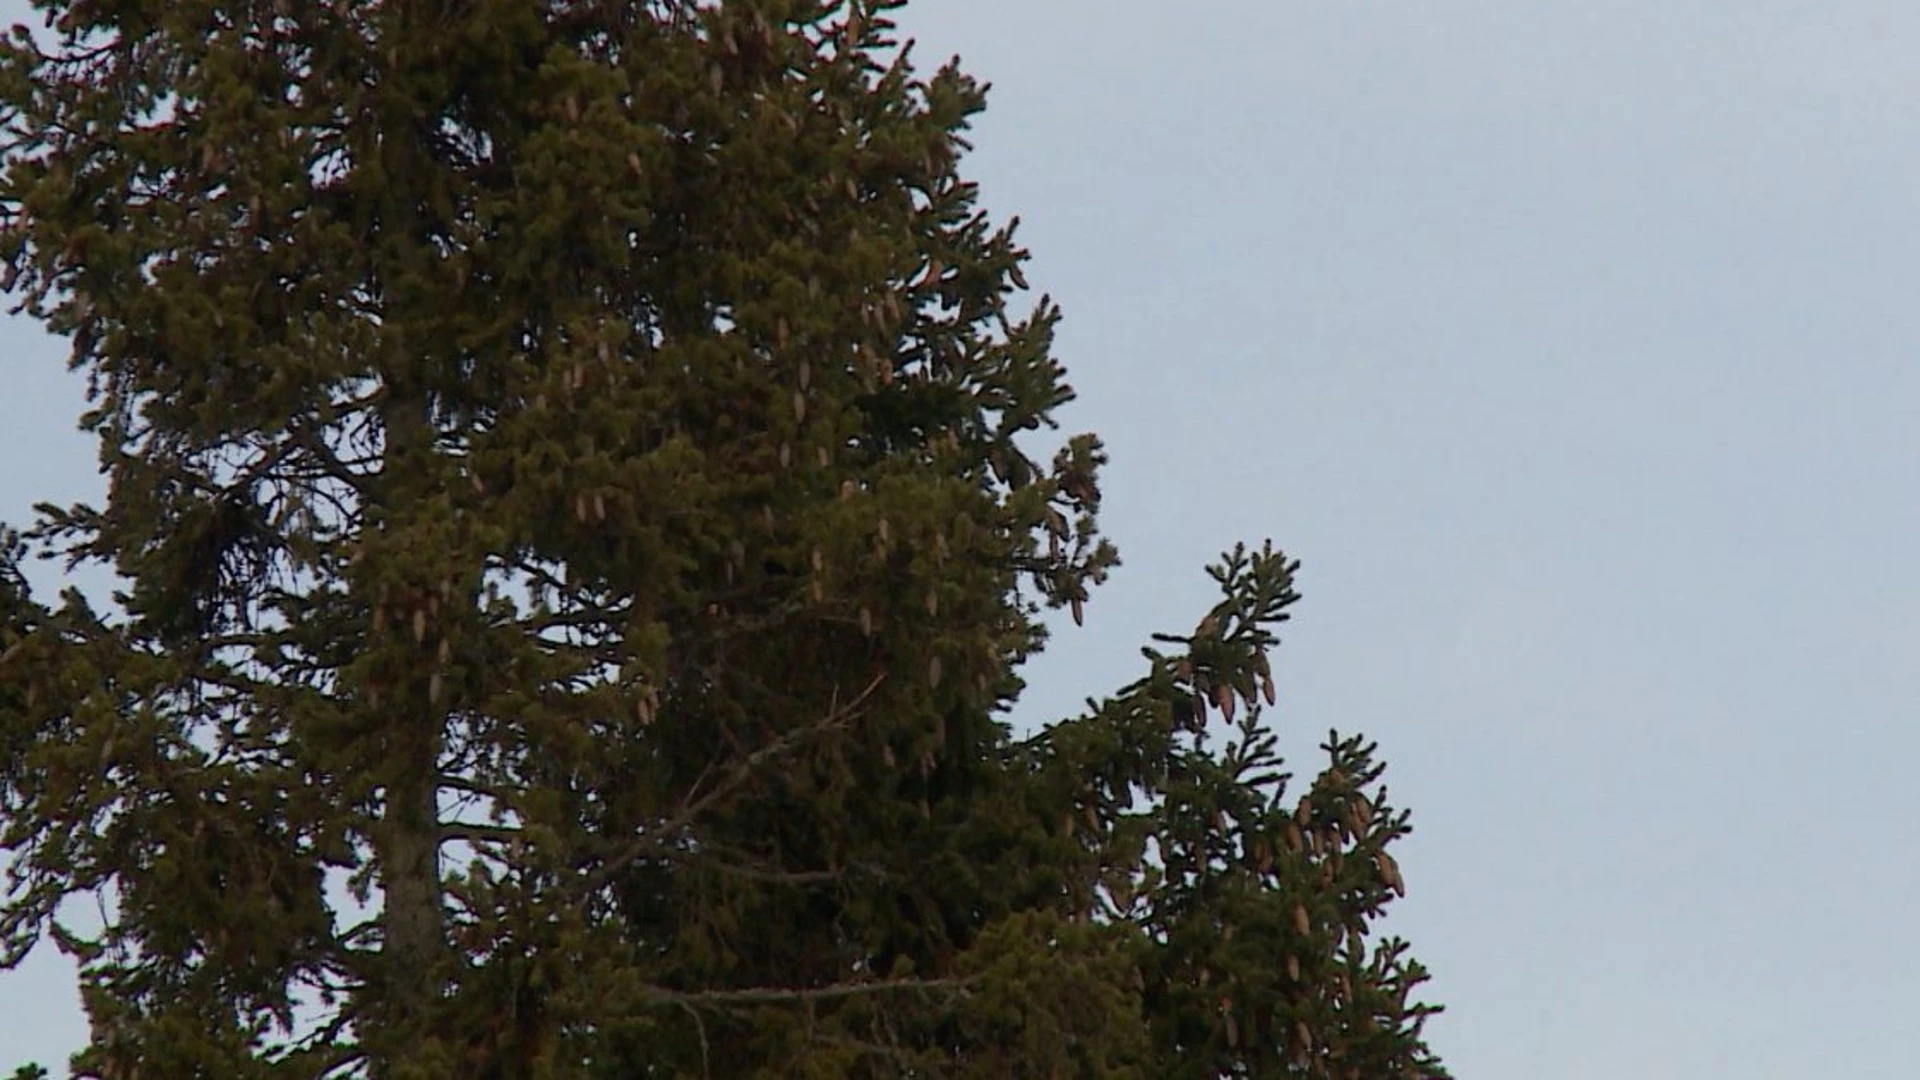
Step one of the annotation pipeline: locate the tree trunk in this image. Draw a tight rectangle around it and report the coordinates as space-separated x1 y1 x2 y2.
377 729 446 1041
367 12 452 1054
369 377 447 1066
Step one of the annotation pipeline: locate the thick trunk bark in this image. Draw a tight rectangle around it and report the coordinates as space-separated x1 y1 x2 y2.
378 733 446 1026
369 382 447 1066
367 390 450 1069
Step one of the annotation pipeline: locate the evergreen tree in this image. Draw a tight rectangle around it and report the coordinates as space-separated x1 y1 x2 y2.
0 1 1448 1076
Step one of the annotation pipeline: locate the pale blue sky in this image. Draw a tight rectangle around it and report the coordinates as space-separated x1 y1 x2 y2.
8 1 1920 1075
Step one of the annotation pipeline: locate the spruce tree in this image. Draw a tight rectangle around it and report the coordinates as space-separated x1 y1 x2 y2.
0 1 1449 1076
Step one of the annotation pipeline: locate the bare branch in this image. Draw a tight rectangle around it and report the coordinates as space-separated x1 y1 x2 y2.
582 670 888 890
643 974 975 1010
436 774 514 800
285 420 374 497
702 860 850 886
438 822 523 848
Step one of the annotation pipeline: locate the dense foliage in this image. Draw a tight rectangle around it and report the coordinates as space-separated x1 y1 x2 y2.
0 1 1447 1076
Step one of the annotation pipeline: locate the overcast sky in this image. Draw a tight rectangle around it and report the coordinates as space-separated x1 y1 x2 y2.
7 1 1920 1075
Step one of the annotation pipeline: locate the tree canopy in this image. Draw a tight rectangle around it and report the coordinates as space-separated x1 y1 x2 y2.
0 1 1448 1076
